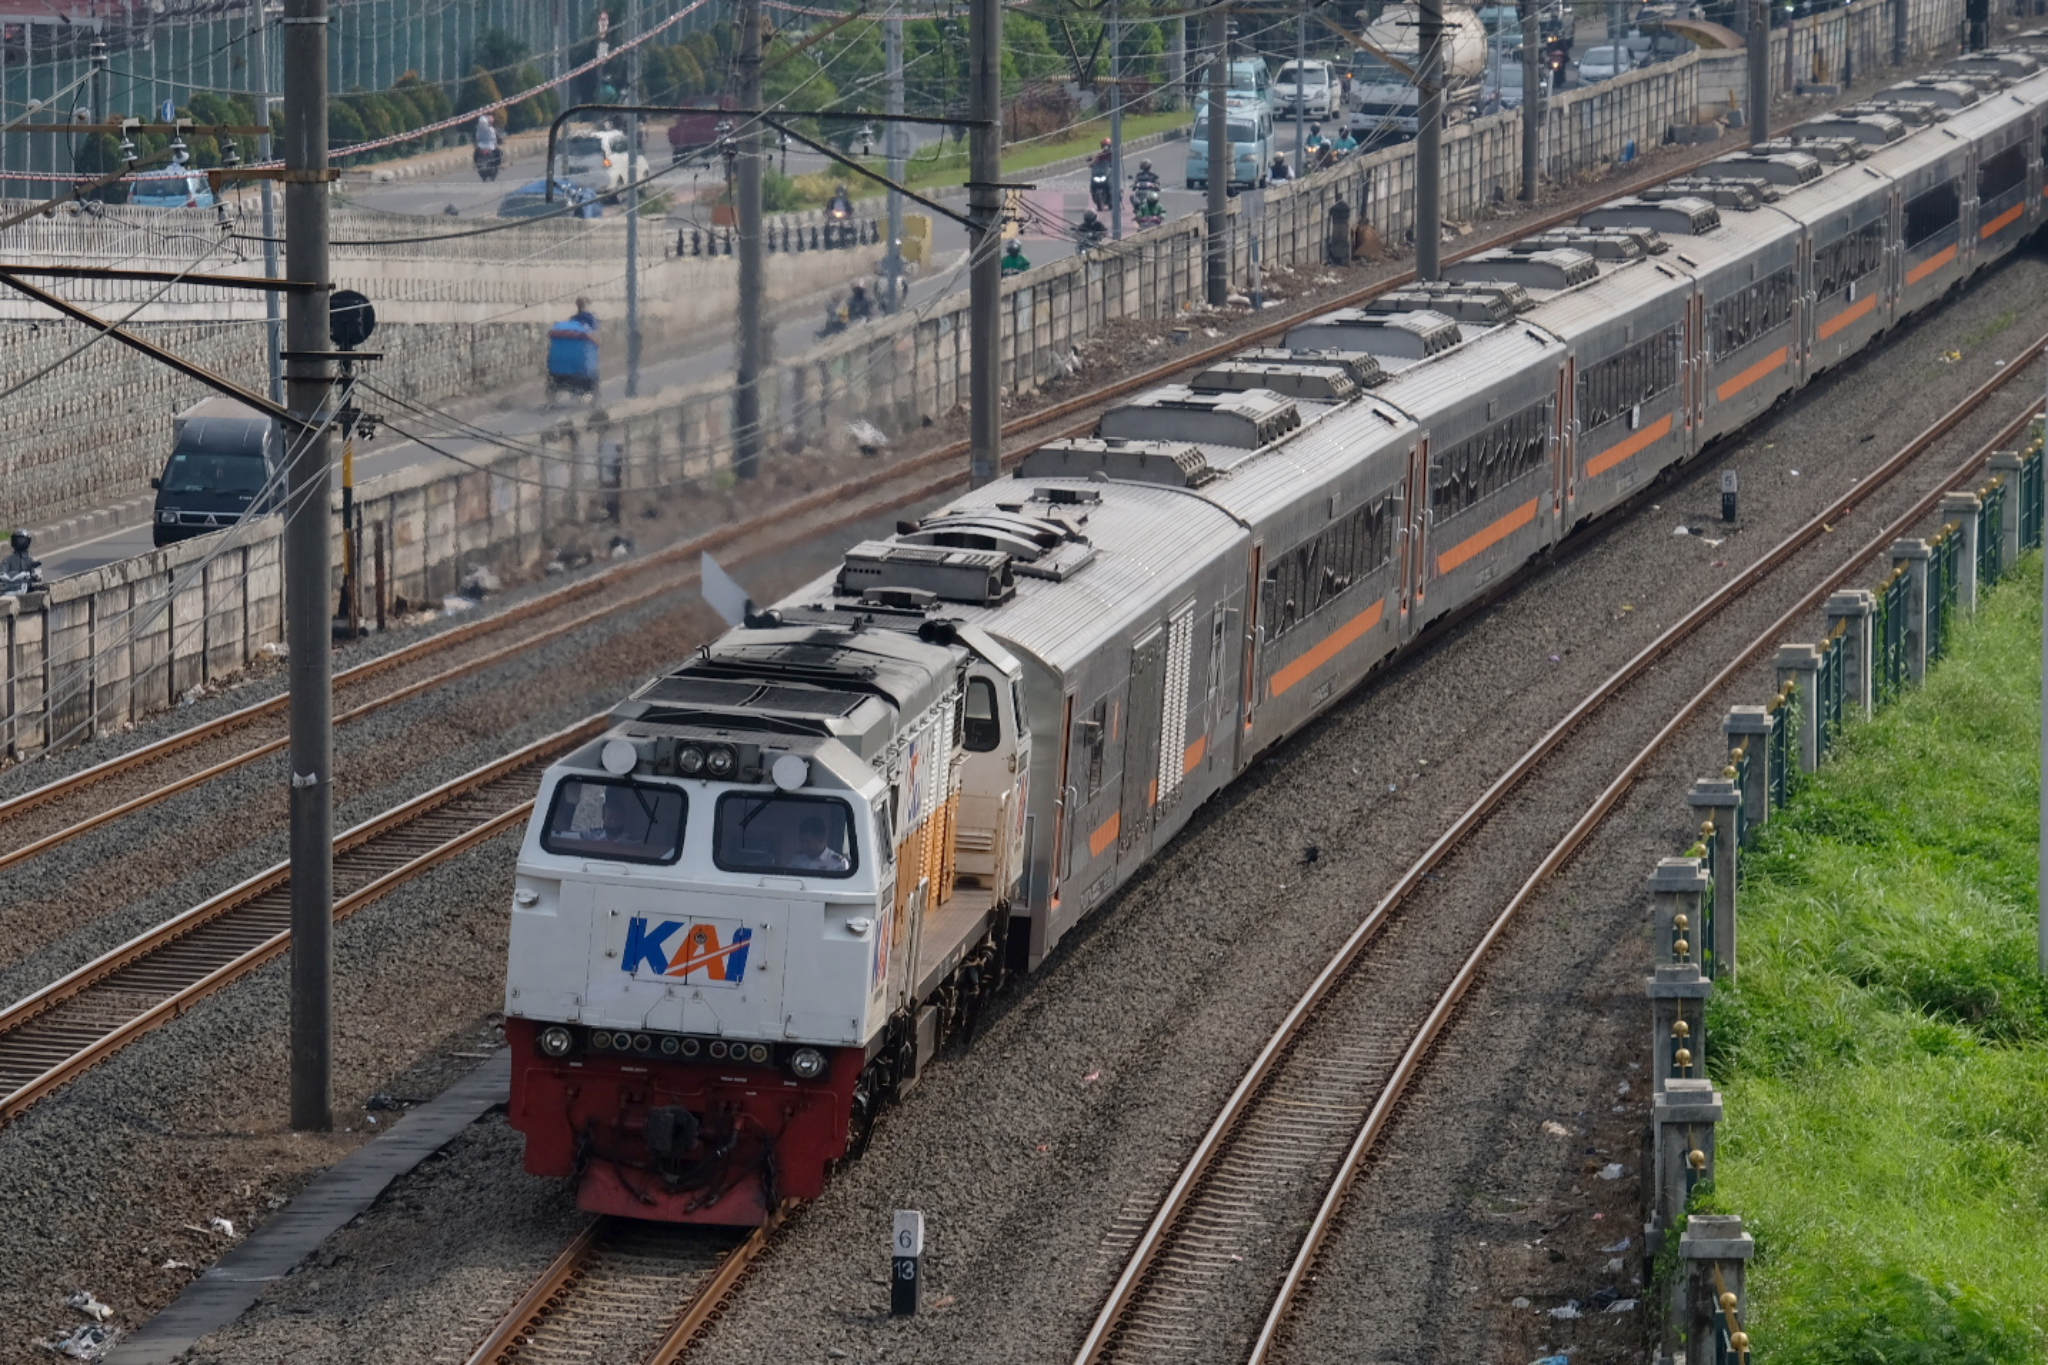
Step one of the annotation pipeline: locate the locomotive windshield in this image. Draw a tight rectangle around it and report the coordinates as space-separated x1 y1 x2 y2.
540 777 686 864
714 792 858 877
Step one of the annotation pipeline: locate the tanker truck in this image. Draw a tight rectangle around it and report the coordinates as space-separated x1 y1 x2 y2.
1342 2 1488 147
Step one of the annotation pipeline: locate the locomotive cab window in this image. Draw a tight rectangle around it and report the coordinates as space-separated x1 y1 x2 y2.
541 777 686 865
964 677 1001 752
714 792 858 877
1903 179 1960 249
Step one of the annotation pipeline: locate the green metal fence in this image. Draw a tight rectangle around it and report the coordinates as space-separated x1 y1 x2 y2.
1978 476 2007 587
1926 523 1961 667
1876 566 1910 706
2022 442 2045 553
1816 623 1845 761
1766 687 1794 809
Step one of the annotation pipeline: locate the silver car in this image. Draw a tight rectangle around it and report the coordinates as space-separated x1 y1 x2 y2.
1578 43 1637 82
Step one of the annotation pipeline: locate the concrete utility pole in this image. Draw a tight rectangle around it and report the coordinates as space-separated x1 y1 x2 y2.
1417 0 1444 279
1110 0 1124 240
624 0 642 397
1520 0 1540 202
967 0 1002 486
1168 16 1186 110
282 0 335 1134
883 12 905 308
1749 0 1770 143
1206 5 1228 306
254 4 283 410
735 0 765 479
1893 0 1907 66
1294 9 1307 180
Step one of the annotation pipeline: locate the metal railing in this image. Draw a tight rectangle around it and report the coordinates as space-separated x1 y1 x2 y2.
1876 566 1910 706
1765 683 1795 809
1816 620 1846 761
1926 522 1961 666
1979 475 2007 586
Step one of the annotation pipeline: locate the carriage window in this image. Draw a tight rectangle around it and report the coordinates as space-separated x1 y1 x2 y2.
965 677 1001 752
1812 220 1885 301
1978 143 2026 202
1576 327 1681 433
1429 400 1552 517
1707 266 1796 359
1903 180 1960 248
541 777 686 864
1261 492 1400 641
1084 698 1109 796
714 792 857 877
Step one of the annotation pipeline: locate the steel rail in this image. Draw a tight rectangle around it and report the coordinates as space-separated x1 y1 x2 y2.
0 138 1730 843
463 1218 772 1365
0 714 606 1127
1073 341 2048 1363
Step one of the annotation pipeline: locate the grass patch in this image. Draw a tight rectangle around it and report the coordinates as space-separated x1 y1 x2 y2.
1704 554 2048 1363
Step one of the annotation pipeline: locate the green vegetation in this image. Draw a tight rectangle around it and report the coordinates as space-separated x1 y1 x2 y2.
1703 555 2048 1364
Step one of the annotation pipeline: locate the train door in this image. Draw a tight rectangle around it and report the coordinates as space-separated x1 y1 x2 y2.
1795 232 1812 382
1554 361 1573 530
955 663 1028 896
1049 693 1074 910
1235 544 1262 766
1687 292 1705 451
1116 626 1167 878
1404 437 1432 633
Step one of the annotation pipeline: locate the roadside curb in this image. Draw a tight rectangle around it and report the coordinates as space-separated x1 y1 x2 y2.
346 129 553 185
25 492 156 554
854 125 1188 212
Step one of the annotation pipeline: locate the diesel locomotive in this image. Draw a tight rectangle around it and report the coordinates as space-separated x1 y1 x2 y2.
503 46 2048 1223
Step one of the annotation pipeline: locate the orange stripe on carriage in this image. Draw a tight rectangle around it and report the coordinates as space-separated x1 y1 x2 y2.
1269 599 1387 698
1584 412 1674 479
1435 498 1540 576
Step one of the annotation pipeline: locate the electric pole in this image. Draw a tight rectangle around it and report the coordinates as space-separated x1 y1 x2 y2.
735 0 766 479
1520 0 1539 202
625 0 642 397
967 0 1002 486
1206 5 1228 306
1749 0 1770 143
884 12 905 308
1417 0 1443 279
282 0 335 1134
1110 0 1123 240
255 1 282 410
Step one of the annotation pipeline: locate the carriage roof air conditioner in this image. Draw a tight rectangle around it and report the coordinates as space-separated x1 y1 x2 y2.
1950 48 2040 78
1233 345 1388 388
1578 195 1720 237
1099 385 1302 449
1790 110 1909 144
837 541 1017 607
1643 177 1769 210
1754 134 1867 165
1366 280 1534 326
1443 246 1599 291
1020 437 1220 489
1710 150 1824 186
1881 78 1981 109
1843 99 1945 128
1189 360 1360 403
1283 308 1463 359
1516 225 1664 260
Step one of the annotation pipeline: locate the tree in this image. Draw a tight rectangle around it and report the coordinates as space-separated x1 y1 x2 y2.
328 100 367 148
473 27 530 78
457 65 504 117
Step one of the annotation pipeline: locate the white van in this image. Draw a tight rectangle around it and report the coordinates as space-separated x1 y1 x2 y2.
1274 59 1338 118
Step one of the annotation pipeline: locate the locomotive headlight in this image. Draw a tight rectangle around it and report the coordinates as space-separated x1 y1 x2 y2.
708 1040 729 1059
705 744 738 778
538 1026 574 1057
788 1046 827 1080
659 1036 681 1056
677 744 707 776
590 1030 614 1050
747 1043 771 1064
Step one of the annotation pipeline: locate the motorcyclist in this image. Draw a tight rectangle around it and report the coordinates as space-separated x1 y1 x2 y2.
1304 121 1328 154
828 183 853 217
1001 239 1031 275
1270 153 1294 183
1331 127 1359 155
1089 138 1115 211
819 295 850 336
570 295 598 332
1077 209 1107 245
1 529 42 594
847 282 874 323
1133 158 1161 198
473 111 500 176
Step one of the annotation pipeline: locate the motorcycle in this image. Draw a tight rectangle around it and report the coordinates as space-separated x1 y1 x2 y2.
825 201 853 248
545 318 600 407
1076 216 1108 249
0 559 43 597
1132 192 1164 231
474 145 503 182
1089 163 1114 212
817 304 850 340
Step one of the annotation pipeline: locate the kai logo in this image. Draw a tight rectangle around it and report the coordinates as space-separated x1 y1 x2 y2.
621 916 752 986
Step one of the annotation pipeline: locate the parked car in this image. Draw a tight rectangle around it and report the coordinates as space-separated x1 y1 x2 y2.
557 126 651 197
1274 59 1339 118
499 178 604 219
129 170 216 209
1577 43 1637 82
151 398 279 547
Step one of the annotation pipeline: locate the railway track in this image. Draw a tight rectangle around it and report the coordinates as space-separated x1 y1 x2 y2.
0 714 605 1128
0 137 1732 883
1072 351 2048 1364
462 1220 769 1365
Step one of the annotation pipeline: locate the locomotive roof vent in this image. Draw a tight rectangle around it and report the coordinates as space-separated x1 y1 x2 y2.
1099 384 1303 449
1789 111 1909 144
894 506 1090 569
1365 281 1533 325
1645 177 1768 209
1189 360 1360 403
1711 150 1824 186
1517 224 1665 260
1283 307 1463 359
837 541 1017 607
1445 246 1599 291
1951 48 2041 78
1754 134 1867 165
1233 344 1389 388
1881 78 1982 108
1579 195 1720 237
